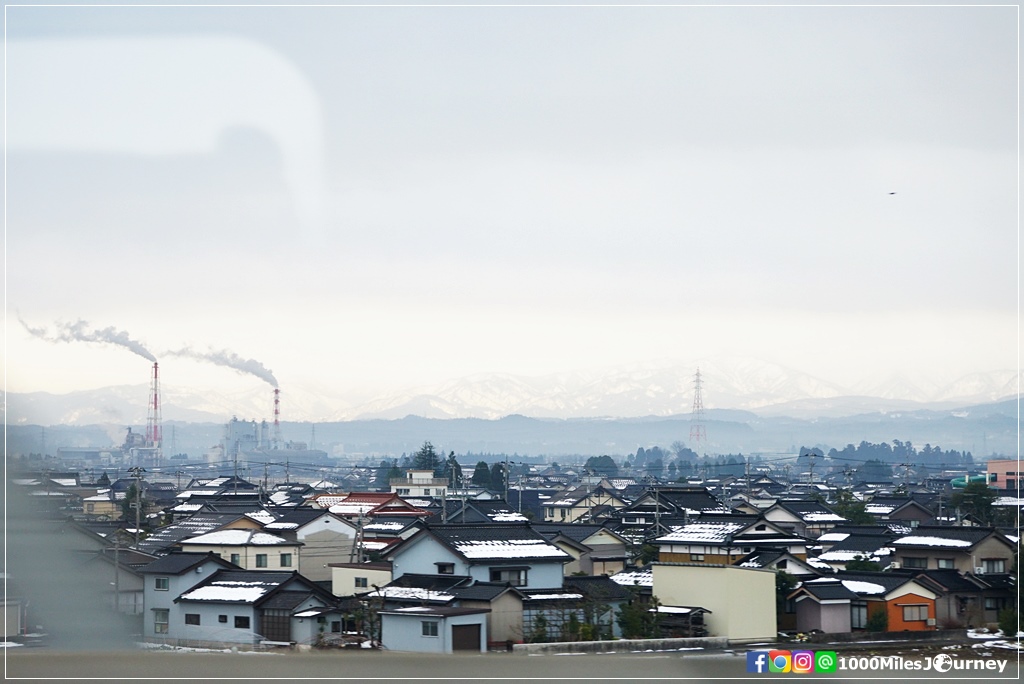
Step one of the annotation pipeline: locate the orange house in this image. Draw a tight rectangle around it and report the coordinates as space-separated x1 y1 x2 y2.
884 591 936 631
839 572 939 632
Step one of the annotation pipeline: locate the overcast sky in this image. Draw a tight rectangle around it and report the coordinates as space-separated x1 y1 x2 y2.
5 4 1018 403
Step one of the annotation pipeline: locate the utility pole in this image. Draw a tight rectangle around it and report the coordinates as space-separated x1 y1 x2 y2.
113 532 121 613
128 466 146 547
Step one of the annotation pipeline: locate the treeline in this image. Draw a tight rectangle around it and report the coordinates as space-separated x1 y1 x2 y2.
823 440 973 467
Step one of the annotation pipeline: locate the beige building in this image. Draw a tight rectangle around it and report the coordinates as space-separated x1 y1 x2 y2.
178 529 301 571
651 562 776 643
330 562 393 597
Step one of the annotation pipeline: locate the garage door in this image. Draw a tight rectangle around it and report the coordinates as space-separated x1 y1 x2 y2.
451 624 480 652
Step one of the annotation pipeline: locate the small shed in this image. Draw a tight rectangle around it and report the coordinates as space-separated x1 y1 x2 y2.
379 606 490 654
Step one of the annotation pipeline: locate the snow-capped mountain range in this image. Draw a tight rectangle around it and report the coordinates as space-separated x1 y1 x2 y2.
6 358 1020 426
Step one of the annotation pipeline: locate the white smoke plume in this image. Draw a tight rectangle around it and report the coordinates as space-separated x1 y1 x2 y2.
166 347 278 388
21 317 157 362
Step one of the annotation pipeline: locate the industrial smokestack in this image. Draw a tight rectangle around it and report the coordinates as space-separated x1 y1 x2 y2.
273 388 281 450
146 362 162 467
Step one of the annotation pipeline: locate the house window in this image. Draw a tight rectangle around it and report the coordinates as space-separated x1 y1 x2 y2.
185 613 201 625
489 568 526 586
936 558 955 569
219 615 228 623
691 554 705 562
280 553 292 568
982 559 1006 574
235 616 250 629
903 557 927 569
985 597 1005 611
230 553 241 565
423 489 431 496
154 577 169 591
902 605 928 622
546 508 554 517
851 602 867 629
777 560 788 570
421 621 439 637
397 488 410 495
331 621 341 633
436 563 455 575
154 609 169 634
256 554 268 568
355 577 368 588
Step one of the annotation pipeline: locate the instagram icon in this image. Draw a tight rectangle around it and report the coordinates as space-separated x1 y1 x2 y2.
792 650 815 673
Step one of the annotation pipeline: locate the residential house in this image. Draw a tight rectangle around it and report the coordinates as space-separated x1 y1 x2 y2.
543 484 628 523
178 529 302 571
889 526 1017 574
532 523 630 576
262 509 358 582
653 517 809 565
762 500 846 539
864 497 935 526
735 548 820 578
379 607 490 653
793 572 939 633
171 569 340 646
138 552 239 642
330 562 393 597
911 569 1012 628
384 523 571 590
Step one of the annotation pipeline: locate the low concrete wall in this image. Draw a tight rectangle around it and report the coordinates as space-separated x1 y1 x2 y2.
513 636 728 655
807 629 962 645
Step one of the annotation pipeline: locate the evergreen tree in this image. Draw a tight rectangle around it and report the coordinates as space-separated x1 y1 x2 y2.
442 452 463 488
471 461 491 487
412 441 440 473
489 462 506 492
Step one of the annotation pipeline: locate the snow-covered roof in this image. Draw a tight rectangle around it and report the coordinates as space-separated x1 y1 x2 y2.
817 532 850 543
490 512 530 522
524 593 584 601
265 521 300 530
651 606 693 614
610 567 652 587
655 522 748 544
181 530 293 546
452 539 568 560
364 521 409 531
369 587 454 602
891 535 973 548
807 577 886 595
865 504 897 514
817 548 891 562
245 511 277 525
51 478 78 487
329 503 377 516
179 579 279 603
802 512 846 522
294 610 321 618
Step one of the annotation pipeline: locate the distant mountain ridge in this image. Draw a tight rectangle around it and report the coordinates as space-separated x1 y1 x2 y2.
5 358 1019 426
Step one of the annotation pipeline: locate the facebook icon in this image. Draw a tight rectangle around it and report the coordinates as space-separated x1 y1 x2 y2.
746 651 770 674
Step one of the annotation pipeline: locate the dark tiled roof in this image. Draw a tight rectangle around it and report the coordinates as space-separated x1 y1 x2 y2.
261 590 316 611
137 551 233 575
563 575 630 602
135 513 244 554
388 574 473 591
450 583 523 602
795 580 859 601
912 570 986 593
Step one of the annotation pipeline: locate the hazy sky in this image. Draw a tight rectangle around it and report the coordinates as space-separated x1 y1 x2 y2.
5 3 1018 402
